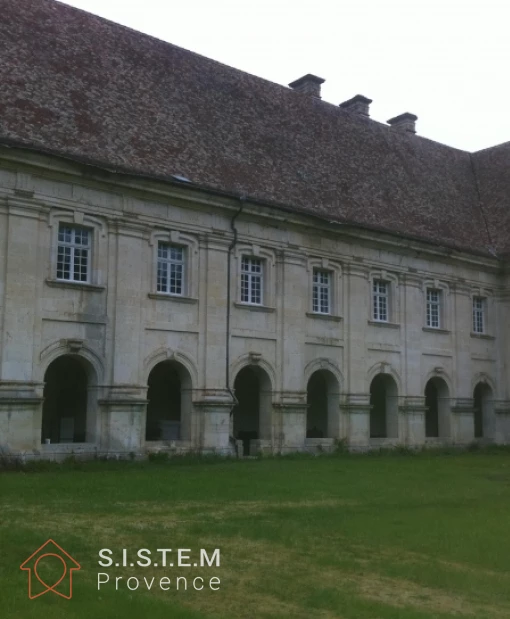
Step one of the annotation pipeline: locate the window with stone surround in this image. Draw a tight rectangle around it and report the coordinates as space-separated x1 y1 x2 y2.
312 269 331 314
149 230 198 300
157 242 186 296
48 210 107 289
426 288 442 328
240 256 263 305
372 279 389 322
56 224 91 283
473 296 486 334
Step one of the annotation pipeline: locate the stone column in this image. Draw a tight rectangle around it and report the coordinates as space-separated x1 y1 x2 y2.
1 195 41 381
344 263 369 400
202 238 229 391
98 388 147 453
194 390 234 455
273 392 307 454
0 381 43 453
108 222 146 387
279 250 307 393
451 398 475 444
344 394 370 449
494 402 510 444
400 396 427 446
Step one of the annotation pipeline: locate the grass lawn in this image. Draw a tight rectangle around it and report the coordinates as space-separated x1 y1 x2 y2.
2 450 510 618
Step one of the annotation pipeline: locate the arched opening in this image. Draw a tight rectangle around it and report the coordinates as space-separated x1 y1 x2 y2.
233 365 272 456
146 361 192 441
42 355 92 443
306 370 339 438
369 374 398 439
424 377 450 439
473 382 494 439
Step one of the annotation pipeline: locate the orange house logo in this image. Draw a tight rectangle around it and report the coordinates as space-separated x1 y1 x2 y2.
20 539 81 599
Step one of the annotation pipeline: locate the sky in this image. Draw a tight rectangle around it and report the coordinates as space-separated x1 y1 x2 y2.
60 0 510 152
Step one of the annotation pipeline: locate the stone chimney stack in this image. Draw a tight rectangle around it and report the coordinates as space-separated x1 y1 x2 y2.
387 112 418 134
339 94 372 117
288 74 325 99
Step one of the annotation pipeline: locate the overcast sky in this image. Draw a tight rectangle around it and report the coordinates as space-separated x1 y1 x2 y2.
60 0 509 152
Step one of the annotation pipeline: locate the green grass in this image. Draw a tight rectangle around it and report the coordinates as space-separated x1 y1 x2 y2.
2 450 510 618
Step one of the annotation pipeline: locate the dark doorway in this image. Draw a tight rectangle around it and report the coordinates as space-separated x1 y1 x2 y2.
370 375 387 438
307 371 327 438
473 382 493 439
425 380 439 437
146 362 182 441
233 366 262 456
369 374 398 439
42 355 88 443
306 369 339 438
474 384 483 438
424 377 450 439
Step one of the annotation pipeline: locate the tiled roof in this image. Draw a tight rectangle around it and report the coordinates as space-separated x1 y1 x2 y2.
0 0 508 257
472 143 510 258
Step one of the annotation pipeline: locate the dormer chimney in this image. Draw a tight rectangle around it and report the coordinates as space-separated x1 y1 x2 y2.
288 74 325 99
387 112 417 134
339 94 372 117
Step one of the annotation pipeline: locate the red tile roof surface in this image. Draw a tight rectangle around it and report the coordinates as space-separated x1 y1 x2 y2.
1 0 508 257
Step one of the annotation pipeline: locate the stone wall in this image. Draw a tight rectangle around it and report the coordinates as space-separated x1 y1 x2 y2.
0 148 508 458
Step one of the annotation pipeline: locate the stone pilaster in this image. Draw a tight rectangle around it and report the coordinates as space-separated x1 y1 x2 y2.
0 381 43 453
98 385 147 452
451 398 475 444
399 396 427 445
343 393 370 448
193 390 234 454
273 391 307 453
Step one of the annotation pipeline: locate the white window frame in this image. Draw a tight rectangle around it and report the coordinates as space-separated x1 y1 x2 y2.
157 242 186 296
149 230 199 299
307 257 342 318
234 244 275 309
48 210 107 287
422 279 450 331
56 224 91 283
472 296 486 334
372 279 389 322
426 288 442 329
240 256 264 305
312 268 332 314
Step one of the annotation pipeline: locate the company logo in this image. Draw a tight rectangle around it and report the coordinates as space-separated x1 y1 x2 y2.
20 539 81 599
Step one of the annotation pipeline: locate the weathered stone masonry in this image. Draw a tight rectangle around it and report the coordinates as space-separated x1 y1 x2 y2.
0 150 509 458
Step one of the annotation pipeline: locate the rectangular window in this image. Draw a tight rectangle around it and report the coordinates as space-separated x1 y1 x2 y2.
57 225 90 282
426 288 441 328
312 269 331 314
373 280 388 322
157 243 185 295
473 297 485 334
241 256 263 305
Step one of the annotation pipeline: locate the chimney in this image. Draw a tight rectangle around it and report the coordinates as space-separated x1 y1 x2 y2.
288 74 325 99
339 94 372 117
387 112 418 134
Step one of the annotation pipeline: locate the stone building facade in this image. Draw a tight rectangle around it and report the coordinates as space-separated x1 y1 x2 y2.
1 0 510 457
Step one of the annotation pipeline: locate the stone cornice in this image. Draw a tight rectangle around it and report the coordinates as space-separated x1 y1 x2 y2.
0 147 502 273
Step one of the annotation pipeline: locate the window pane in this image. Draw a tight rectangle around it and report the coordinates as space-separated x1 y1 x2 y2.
373 279 388 321
57 225 90 282
241 257 264 304
312 269 331 314
157 242 185 295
